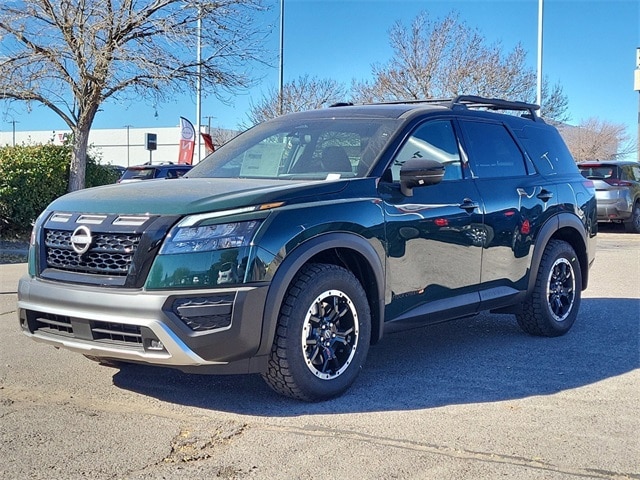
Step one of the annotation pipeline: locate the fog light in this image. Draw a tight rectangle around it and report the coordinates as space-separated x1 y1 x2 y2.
147 339 165 351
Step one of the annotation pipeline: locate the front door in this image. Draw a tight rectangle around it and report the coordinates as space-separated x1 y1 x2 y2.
379 119 484 324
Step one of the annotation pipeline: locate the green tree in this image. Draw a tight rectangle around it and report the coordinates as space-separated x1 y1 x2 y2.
0 144 118 235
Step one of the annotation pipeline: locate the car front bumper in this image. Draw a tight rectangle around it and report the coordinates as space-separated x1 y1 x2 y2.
17 275 270 374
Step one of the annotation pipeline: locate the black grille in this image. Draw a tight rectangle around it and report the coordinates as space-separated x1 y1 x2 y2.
45 229 140 276
29 311 144 348
91 321 143 344
33 312 73 335
172 295 234 331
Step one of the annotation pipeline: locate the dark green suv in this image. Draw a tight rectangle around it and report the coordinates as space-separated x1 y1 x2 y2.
18 96 597 401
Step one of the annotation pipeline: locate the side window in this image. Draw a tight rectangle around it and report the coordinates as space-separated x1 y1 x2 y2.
462 121 527 178
631 166 640 181
390 120 462 181
516 124 575 175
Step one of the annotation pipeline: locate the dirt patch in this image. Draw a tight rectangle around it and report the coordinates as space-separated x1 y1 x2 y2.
163 421 248 464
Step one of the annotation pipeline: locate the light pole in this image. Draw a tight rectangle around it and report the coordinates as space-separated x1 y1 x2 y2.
278 0 284 116
10 119 18 146
196 5 202 164
124 125 132 166
635 47 640 161
536 0 544 108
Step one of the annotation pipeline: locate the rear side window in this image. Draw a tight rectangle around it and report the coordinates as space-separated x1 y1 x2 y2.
461 121 527 178
516 125 576 176
622 165 640 182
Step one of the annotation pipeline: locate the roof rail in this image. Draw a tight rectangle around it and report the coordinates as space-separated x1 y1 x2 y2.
329 96 543 122
450 95 542 121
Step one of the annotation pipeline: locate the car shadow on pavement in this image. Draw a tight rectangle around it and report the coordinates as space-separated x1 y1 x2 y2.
112 297 639 415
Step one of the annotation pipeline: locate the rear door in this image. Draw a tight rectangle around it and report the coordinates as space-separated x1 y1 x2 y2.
458 119 550 307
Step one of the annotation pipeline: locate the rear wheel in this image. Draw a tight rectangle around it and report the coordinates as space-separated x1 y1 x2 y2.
516 240 582 337
624 202 640 233
262 263 371 401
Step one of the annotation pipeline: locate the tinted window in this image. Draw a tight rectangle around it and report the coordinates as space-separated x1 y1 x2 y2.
621 165 640 182
390 120 462 181
516 124 576 176
578 165 617 179
120 167 156 180
461 121 526 178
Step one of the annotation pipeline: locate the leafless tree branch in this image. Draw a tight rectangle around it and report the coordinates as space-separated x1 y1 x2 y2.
0 0 268 190
350 11 569 123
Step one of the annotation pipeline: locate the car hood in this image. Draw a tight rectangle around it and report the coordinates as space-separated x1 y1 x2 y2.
48 177 350 215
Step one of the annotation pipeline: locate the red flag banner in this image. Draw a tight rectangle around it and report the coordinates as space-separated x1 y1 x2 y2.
201 132 215 155
178 117 195 165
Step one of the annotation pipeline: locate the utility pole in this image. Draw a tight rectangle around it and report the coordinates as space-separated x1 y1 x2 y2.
203 116 215 133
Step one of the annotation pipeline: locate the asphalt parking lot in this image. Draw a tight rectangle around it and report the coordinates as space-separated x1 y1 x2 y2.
0 228 638 479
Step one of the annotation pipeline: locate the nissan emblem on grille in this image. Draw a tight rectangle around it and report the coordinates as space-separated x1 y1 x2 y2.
70 225 93 255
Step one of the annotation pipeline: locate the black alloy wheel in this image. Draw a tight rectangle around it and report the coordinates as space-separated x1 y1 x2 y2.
263 263 371 401
516 240 582 337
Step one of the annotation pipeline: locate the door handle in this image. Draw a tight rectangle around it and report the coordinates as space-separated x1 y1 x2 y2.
536 189 553 202
459 198 479 212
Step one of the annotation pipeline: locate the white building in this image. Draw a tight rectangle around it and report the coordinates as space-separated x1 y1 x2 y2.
0 125 236 167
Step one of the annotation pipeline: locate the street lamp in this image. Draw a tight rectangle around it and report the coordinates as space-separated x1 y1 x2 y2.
635 47 640 161
279 0 285 116
536 0 544 108
196 5 202 164
124 125 132 166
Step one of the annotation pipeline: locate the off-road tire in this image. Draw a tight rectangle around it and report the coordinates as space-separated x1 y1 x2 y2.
516 240 582 337
262 263 371 401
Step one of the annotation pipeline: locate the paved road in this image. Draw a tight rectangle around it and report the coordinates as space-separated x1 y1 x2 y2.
1 230 638 479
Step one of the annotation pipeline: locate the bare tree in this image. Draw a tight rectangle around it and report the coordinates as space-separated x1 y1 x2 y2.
245 75 347 127
0 0 267 191
209 127 239 149
351 11 569 122
560 118 636 162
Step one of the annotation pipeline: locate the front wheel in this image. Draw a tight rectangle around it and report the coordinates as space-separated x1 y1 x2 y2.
516 240 582 337
262 263 371 401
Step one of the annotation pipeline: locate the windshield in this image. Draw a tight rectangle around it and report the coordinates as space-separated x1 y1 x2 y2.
187 116 399 180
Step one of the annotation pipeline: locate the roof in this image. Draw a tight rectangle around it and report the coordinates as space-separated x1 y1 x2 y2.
277 95 544 123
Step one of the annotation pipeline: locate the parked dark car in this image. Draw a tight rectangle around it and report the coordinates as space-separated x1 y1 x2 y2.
18 96 597 401
578 160 640 233
118 163 192 182
106 164 126 181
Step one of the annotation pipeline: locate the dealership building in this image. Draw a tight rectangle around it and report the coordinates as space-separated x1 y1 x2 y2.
0 125 236 167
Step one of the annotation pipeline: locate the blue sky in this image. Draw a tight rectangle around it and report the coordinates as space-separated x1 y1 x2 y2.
2 0 639 151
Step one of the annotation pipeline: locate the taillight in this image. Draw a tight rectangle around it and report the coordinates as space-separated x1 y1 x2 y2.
604 179 632 187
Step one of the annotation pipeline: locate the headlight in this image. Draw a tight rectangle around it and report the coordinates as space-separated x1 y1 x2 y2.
160 219 261 255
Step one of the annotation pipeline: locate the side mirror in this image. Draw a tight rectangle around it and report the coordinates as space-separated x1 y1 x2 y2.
399 158 445 196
